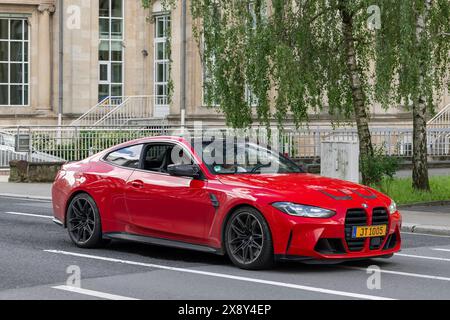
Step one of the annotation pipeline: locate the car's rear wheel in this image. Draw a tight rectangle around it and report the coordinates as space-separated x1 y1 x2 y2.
225 207 274 270
67 193 105 248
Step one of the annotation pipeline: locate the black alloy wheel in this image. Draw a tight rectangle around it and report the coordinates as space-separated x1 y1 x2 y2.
67 193 106 248
225 207 274 270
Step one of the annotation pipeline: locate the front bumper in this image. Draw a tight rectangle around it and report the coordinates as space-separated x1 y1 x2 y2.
267 206 402 261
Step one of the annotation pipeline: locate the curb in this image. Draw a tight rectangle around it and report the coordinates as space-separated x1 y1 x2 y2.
399 200 450 209
0 193 52 201
402 223 450 236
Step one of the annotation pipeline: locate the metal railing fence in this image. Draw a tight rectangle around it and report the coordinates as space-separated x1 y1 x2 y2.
1 126 450 168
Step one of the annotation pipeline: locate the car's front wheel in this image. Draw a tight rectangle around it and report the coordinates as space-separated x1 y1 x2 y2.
67 193 106 248
225 207 274 270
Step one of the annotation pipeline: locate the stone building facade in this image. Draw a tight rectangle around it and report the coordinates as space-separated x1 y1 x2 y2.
0 0 448 127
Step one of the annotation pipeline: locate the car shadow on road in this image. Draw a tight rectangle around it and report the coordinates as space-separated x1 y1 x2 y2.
105 240 232 266
100 240 395 274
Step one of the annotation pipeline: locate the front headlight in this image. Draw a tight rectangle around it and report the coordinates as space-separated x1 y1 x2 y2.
273 202 336 218
388 200 397 215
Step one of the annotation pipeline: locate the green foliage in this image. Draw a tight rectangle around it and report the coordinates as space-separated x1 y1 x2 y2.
374 176 450 206
187 0 450 128
360 145 399 186
190 0 382 129
141 0 176 9
374 0 450 114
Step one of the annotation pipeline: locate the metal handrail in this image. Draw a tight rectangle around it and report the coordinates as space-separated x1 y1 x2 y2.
71 95 164 127
93 96 156 127
92 96 132 126
70 96 112 126
428 103 450 127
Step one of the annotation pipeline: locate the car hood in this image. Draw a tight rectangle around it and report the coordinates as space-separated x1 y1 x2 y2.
216 173 391 208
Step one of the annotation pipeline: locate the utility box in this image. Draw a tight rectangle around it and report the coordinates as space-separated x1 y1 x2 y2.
15 134 31 153
321 140 360 183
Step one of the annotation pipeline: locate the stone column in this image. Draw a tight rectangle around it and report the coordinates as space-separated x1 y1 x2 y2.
37 4 55 111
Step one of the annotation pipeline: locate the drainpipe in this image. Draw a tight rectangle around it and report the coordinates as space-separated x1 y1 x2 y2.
180 0 187 128
58 0 64 127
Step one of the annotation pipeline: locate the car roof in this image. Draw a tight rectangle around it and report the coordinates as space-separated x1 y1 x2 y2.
107 136 190 151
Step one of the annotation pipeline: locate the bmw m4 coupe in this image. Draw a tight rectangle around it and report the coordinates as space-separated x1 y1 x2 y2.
52 136 402 269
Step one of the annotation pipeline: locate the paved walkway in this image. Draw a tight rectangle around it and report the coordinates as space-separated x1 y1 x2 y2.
395 168 450 178
401 205 450 236
0 181 52 200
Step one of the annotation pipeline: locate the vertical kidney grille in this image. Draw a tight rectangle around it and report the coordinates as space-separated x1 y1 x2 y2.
370 208 389 250
345 209 368 252
345 208 390 252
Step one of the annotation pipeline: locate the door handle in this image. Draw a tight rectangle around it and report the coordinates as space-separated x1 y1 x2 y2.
129 180 144 189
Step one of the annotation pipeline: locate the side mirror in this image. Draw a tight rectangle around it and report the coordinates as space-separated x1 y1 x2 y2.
167 164 202 179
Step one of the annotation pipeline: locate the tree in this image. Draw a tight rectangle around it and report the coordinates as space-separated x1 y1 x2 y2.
190 0 384 184
374 0 450 191
142 0 449 188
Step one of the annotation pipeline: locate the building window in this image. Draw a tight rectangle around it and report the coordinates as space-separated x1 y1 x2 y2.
98 0 124 101
201 47 218 107
154 14 170 107
201 53 258 107
0 18 29 106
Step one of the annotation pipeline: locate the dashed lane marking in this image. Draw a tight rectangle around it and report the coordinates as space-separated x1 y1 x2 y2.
342 266 450 282
3 212 53 219
53 286 139 300
431 248 450 253
396 253 450 262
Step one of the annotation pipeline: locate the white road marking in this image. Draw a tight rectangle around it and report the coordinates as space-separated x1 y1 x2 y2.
53 285 139 300
432 248 450 253
401 232 450 238
396 253 450 262
44 250 394 300
342 266 450 282
3 212 53 219
0 194 51 202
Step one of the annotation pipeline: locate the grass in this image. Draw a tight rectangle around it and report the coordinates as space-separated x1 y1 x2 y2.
373 176 450 206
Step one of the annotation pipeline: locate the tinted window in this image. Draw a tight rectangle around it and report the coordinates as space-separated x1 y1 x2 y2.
142 144 193 173
105 145 143 169
142 144 173 173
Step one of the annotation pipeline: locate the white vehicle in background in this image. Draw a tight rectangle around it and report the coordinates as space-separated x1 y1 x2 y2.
0 130 64 167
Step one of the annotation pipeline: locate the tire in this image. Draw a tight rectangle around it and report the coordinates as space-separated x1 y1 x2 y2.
225 207 274 270
67 193 106 249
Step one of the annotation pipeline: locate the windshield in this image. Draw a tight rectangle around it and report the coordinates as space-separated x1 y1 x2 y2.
199 141 303 175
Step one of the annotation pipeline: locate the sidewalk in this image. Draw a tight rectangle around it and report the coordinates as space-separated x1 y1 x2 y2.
0 179 449 236
395 168 450 178
401 205 450 236
0 179 52 200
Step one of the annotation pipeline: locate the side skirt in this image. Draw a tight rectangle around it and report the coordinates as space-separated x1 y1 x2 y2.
53 218 64 227
104 232 224 255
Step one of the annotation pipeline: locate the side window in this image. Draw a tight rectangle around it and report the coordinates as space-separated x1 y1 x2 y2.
142 143 193 173
142 144 173 173
105 144 143 169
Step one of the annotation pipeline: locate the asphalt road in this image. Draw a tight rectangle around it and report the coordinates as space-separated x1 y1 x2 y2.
1 196 450 300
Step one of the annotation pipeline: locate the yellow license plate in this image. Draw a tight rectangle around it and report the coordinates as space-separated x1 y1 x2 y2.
352 225 387 239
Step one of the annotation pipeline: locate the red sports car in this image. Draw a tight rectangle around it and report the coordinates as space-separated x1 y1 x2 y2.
52 136 402 269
